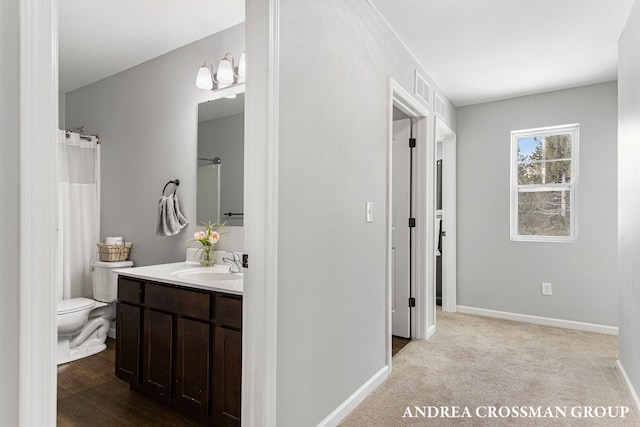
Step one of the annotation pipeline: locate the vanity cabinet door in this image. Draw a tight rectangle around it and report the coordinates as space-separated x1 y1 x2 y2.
213 327 242 427
115 302 141 384
141 309 173 401
174 317 211 416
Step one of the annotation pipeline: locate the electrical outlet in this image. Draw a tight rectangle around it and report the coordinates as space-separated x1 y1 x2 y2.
541 282 552 296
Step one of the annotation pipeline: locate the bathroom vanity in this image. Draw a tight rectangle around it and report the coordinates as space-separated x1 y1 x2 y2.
114 264 242 427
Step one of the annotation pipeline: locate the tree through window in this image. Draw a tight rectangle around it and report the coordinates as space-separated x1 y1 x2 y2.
511 124 579 241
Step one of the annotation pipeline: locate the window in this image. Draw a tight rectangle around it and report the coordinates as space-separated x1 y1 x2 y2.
510 124 579 242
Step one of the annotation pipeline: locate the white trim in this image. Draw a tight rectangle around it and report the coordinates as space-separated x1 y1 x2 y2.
316 366 389 427
457 306 618 335
510 123 580 242
19 0 58 425
415 114 436 341
424 324 437 341
435 119 457 313
434 93 446 120
617 360 640 415
242 0 279 425
387 78 432 370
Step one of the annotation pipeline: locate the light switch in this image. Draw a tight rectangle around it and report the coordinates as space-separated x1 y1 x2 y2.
366 202 373 223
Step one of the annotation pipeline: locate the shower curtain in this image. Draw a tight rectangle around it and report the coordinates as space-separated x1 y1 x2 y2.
56 130 100 301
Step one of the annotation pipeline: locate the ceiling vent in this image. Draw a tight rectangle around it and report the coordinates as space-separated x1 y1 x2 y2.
435 93 446 119
414 70 430 105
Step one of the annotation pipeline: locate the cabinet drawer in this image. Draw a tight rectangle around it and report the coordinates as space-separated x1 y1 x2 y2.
118 277 143 304
216 295 242 330
146 283 210 320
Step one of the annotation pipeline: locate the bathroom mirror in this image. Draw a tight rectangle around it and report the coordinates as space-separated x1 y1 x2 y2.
197 91 244 226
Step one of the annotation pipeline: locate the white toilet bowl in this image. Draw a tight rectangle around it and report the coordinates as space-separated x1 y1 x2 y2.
57 260 133 364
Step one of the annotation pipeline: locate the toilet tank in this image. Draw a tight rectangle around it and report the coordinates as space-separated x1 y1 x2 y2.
92 260 133 303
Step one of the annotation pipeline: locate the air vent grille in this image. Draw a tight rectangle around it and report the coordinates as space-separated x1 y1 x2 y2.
435 93 446 119
414 70 430 105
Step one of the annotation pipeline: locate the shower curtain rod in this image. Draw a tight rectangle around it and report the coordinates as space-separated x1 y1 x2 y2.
65 130 99 144
198 157 221 164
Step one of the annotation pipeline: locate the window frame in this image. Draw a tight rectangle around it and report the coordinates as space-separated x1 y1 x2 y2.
510 123 580 243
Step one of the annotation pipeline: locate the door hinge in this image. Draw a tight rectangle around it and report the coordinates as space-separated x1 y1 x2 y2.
409 138 416 148
409 297 416 307
242 253 249 269
408 218 416 228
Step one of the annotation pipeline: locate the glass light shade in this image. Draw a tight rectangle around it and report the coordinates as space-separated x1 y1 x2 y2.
237 52 246 83
196 65 213 90
216 58 235 84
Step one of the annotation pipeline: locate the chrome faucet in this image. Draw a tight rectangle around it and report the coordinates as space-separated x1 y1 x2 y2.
222 251 243 273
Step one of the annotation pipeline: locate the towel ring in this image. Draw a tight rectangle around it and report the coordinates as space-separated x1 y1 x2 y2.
162 179 180 196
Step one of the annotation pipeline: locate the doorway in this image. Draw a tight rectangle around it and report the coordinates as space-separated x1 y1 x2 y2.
391 110 414 345
386 79 431 367
435 118 457 313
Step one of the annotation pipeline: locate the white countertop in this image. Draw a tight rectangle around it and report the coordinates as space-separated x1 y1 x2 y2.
114 262 243 296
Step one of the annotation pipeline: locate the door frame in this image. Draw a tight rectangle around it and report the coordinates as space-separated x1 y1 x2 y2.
20 1 276 426
435 118 457 313
386 78 433 369
19 0 59 425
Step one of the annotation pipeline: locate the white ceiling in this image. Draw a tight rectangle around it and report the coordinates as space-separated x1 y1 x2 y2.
369 0 635 106
59 0 245 93
60 1 634 106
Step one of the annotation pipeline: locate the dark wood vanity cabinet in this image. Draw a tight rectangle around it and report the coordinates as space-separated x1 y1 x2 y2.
115 276 242 426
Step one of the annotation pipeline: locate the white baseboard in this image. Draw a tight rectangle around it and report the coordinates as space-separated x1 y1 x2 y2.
424 324 436 340
457 305 618 335
317 365 389 427
617 360 640 415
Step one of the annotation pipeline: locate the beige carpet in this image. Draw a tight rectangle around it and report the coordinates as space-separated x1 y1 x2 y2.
340 310 639 426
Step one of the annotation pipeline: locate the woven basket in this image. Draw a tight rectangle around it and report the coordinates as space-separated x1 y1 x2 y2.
96 242 133 262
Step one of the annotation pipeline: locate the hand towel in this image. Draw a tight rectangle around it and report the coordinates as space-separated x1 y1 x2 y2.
156 193 189 236
173 192 189 229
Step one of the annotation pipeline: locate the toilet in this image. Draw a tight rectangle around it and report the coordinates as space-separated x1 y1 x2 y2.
56 260 133 365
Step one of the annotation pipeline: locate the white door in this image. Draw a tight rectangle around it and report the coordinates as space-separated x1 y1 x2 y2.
392 118 412 338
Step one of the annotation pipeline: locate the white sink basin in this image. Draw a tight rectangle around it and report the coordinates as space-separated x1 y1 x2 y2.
171 268 243 282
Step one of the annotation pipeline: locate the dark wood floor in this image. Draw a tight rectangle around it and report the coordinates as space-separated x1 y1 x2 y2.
59 336 411 425
57 338 198 426
391 335 411 356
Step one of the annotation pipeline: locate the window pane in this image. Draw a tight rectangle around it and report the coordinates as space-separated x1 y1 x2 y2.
518 190 571 236
545 160 571 184
543 134 572 160
517 160 543 185
517 136 541 162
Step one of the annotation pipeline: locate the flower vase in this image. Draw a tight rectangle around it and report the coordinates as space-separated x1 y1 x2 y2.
200 247 215 267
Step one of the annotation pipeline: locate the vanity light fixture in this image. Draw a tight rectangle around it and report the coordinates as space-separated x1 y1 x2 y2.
196 61 215 90
196 52 246 93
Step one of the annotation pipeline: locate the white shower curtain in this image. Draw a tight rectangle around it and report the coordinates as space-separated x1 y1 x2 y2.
56 130 100 301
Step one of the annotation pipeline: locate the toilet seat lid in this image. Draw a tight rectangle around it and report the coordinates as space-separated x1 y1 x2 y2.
57 297 96 315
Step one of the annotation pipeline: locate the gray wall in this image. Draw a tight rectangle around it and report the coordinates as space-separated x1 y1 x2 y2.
456 82 618 326
275 0 455 425
618 0 640 407
65 24 244 266
0 0 20 423
198 113 244 225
